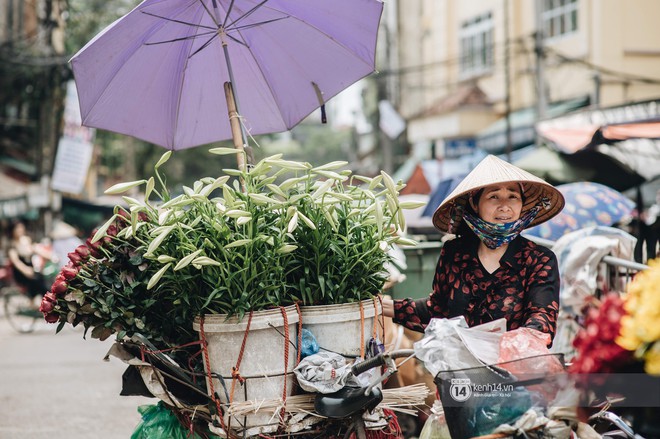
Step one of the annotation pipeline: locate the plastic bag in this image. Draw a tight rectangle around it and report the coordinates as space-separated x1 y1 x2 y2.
414 317 484 376
300 328 320 358
131 402 216 439
419 400 452 439
498 328 564 378
293 352 360 393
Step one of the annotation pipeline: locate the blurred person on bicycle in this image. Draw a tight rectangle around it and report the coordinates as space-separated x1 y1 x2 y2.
7 221 55 299
382 155 565 345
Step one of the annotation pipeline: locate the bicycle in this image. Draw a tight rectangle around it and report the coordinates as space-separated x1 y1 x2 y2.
111 335 420 439
0 261 55 334
111 334 647 439
325 350 651 439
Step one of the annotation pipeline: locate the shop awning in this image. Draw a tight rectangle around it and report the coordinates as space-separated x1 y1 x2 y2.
536 99 660 153
476 96 590 154
513 146 594 184
537 100 660 185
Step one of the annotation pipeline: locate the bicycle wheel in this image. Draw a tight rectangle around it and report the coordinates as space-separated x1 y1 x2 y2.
3 288 39 333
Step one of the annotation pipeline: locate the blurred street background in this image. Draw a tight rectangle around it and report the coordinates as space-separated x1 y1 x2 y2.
0 313 152 439
2 0 659 257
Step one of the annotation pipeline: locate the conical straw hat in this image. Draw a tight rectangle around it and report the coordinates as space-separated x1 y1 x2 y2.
432 155 564 232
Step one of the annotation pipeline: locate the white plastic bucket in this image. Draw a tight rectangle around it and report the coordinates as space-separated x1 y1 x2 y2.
299 299 383 358
193 305 299 432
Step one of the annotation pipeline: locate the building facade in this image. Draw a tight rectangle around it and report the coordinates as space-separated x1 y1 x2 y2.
0 0 67 225
396 0 660 161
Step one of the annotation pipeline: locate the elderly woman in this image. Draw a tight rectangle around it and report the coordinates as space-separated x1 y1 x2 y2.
383 155 565 343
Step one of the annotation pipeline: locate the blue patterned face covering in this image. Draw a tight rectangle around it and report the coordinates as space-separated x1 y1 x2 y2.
463 205 541 249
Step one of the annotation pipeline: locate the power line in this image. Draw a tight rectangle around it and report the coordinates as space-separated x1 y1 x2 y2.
544 45 660 85
374 34 529 78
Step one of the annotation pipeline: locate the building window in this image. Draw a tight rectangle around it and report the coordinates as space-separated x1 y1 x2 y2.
541 0 578 40
459 12 494 78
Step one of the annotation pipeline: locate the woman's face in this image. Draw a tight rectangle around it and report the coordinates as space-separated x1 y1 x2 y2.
12 222 26 239
474 183 523 224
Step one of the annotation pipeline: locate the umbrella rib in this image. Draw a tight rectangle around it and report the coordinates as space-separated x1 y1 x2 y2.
188 33 219 59
228 16 289 32
225 33 249 48
197 0 221 28
141 10 216 31
225 16 290 48
221 0 237 28
225 0 272 29
144 31 216 46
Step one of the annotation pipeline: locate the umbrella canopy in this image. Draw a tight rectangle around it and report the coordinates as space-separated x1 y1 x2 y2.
524 182 635 241
70 0 383 151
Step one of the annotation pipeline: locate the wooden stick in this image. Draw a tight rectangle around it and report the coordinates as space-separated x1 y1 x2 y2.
224 81 247 172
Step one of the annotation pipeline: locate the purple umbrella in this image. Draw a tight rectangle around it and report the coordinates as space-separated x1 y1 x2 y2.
70 0 383 159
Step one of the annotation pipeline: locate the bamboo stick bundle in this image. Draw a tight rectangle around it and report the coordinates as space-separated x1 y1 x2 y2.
226 384 431 418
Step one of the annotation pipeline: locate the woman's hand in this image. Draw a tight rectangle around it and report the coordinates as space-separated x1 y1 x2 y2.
381 297 394 318
8 248 36 279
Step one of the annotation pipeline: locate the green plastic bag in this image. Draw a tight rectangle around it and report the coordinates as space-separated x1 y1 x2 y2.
131 401 217 439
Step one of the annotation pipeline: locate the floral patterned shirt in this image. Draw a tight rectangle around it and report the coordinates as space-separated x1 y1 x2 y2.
393 233 560 341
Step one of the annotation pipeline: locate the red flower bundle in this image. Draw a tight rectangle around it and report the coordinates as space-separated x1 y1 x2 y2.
569 293 634 374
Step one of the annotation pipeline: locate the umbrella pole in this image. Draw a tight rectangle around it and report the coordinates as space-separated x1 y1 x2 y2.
224 81 254 172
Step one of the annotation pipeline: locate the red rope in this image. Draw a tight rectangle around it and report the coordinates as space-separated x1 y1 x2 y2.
198 316 228 434
376 295 386 345
187 349 204 385
229 311 253 403
365 409 403 439
279 306 290 426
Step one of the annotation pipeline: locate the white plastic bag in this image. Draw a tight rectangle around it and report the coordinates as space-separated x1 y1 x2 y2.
419 400 451 439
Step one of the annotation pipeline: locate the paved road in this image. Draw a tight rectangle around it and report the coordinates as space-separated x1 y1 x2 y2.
0 310 153 439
